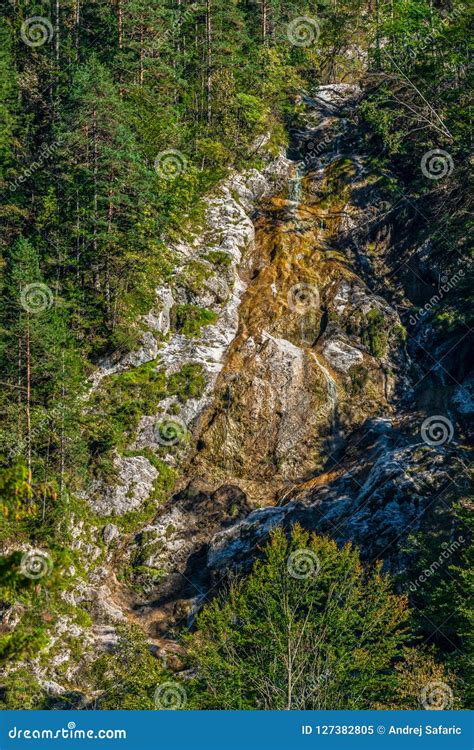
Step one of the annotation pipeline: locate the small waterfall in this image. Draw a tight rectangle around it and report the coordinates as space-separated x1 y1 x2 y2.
311 352 338 428
288 162 305 209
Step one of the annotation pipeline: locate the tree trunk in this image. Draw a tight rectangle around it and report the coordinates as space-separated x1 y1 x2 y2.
74 0 80 57
375 0 381 70
17 337 23 448
25 318 32 482
262 0 267 44
206 0 212 125
59 352 65 501
118 0 123 48
92 108 99 289
139 25 144 85
55 0 60 67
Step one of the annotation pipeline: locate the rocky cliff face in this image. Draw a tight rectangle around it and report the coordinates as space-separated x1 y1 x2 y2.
86 150 292 516
63 84 471 662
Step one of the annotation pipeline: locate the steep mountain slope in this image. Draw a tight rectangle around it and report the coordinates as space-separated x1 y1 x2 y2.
1 82 470 701
82 84 470 648
1 0 471 712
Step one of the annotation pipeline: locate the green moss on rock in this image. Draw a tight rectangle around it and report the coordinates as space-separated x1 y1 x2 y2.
171 304 218 337
361 309 388 358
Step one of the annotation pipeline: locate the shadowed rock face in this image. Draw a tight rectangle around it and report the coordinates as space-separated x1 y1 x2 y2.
89 84 471 643
206 420 468 579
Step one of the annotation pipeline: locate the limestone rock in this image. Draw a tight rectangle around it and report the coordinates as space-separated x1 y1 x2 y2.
322 337 364 372
143 285 174 336
102 524 119 543
88 455 158 516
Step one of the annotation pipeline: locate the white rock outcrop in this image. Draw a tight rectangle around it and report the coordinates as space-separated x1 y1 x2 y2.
323 338 364 372
88 455 159 516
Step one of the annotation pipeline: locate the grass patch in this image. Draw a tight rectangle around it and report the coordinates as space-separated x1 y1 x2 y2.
171 304 218 337
84 360 206 470
203 250 233 269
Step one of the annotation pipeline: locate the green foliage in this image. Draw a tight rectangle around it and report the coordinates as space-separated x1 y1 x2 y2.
172 304 218 337
433 308 466 332
0 606 50 667
113 454 178 532
361 309 388 358
0 464 38 529
89 625 169 709
0 0 370 505
167 363 206 402
0 668 47 709
0 19 16 171
85 361 167 460
0 0 470 708
85 360 205 467
203 250 233 269
0 541 79 667
393 324 407 343
360 97 405 155
349 364 369 394
361 0 471 273
187 526 417 709
402 496 473 707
